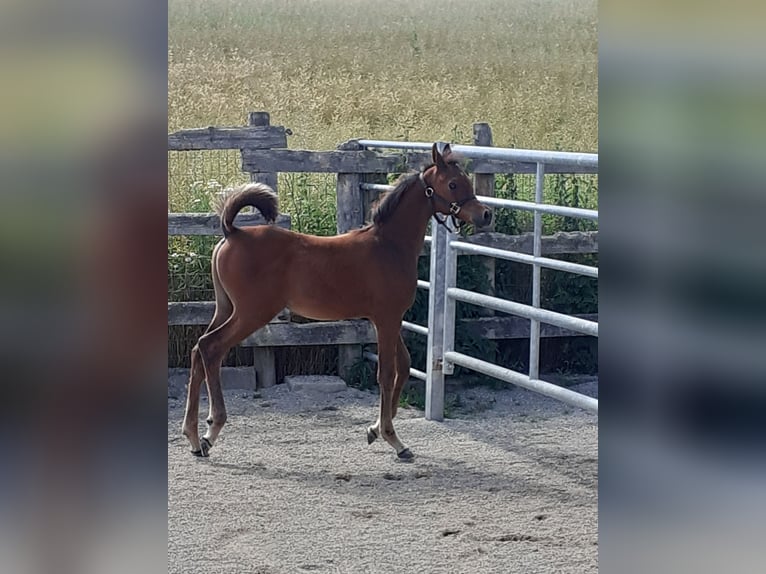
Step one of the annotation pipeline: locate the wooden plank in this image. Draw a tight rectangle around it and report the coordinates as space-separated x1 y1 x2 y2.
168 302 289 325
242 148 596 175
168 213 291 236
169 302 597 340
243 149 403 174
416 230 598 257
460 230 598 255
168 301 214 325
168 125 287 151
241 319 377 347
459 314 598 339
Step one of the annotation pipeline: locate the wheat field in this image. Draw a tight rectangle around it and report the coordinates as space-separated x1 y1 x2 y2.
169 0 597 157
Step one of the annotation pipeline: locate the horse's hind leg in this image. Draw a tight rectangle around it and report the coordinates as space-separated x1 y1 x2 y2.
181 240 232 455
196 310 276 456
182 319 226 455
182 345 207 454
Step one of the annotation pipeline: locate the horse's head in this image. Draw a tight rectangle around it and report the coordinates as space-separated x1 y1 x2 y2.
423 142 492 228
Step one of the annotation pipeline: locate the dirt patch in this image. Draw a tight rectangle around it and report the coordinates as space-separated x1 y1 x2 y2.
168 381 598 573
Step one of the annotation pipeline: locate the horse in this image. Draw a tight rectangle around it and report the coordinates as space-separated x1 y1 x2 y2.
182 142 492 460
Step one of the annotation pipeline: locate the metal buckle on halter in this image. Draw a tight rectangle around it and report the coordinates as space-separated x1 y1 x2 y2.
424 186 434 198
449 203 461 215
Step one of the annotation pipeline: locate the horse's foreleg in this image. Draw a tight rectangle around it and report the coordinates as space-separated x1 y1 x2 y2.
368 322 413 460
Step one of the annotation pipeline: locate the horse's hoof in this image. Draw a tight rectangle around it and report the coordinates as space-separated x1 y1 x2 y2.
199 437 212 457
191 449 203 457
366 427 378 445
397 448 414 461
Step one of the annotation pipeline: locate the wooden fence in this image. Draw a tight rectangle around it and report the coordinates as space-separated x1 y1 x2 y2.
168 112 598 388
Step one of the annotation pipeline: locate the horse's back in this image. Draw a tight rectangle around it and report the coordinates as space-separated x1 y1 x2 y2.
215 224 415 321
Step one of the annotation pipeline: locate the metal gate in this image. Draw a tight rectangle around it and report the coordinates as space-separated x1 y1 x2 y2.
358 140 598 420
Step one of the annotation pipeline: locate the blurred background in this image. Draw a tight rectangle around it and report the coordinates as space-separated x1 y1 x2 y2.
0 1 167 573
600 1 766 572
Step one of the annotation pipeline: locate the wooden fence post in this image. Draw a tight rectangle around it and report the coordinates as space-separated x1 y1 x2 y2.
335 140 369 382
243 111 280 388
473 123 496 313
244 111 278 191
335 140 364 234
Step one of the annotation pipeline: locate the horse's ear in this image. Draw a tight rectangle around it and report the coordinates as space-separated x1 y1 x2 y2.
432 142 448 167
432 142 441 166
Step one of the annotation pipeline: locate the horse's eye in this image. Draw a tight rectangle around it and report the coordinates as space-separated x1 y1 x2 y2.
448 181 457 190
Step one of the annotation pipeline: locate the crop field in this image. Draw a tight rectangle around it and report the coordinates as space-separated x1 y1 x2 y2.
169 0 597 207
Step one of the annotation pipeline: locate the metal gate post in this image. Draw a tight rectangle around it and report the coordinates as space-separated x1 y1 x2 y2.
529 162 545 381
426 220 448 421
443 230 458 375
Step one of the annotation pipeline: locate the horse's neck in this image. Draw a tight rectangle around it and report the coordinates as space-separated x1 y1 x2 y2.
375 182 433 258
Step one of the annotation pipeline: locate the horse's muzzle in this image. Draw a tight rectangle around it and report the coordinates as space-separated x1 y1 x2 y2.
472 207 492 227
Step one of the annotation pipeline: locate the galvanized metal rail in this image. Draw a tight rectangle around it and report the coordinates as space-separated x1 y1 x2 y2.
356 140 598 170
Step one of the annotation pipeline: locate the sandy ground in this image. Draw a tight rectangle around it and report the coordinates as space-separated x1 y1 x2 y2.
168 380 598 574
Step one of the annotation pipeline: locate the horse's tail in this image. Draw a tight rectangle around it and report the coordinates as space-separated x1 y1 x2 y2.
213 183 279 238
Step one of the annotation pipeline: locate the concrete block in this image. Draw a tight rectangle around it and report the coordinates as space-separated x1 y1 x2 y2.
284 375 348 394
167 367 257 398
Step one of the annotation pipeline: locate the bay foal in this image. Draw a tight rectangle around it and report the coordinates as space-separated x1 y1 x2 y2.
182 143 492 459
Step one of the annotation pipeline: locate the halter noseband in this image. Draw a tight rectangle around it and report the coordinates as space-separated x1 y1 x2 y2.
420 171 475 232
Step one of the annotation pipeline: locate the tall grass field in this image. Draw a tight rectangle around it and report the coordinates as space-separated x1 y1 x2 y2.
169 0 596 151
168 0 598 378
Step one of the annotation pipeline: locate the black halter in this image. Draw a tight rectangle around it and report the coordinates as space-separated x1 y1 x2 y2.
419 172 475 233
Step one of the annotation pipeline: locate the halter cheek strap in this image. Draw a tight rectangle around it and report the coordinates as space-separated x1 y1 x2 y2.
420 172 475 232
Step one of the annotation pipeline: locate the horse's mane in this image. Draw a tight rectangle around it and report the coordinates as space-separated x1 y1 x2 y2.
369 171 420 225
